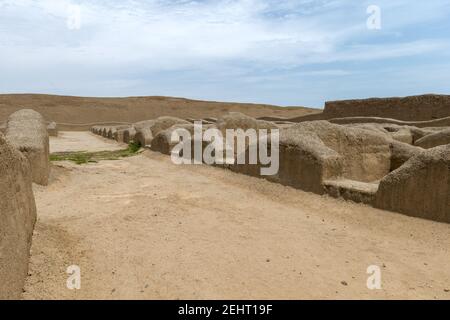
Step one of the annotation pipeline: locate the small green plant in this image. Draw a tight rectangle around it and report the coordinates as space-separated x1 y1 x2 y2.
128 141 141 153
50 142 142 164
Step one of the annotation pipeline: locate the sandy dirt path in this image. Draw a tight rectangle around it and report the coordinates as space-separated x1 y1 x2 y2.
23 132 450 299
50 131 125 153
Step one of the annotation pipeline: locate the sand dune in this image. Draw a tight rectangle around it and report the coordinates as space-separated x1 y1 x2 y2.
0 94 319 125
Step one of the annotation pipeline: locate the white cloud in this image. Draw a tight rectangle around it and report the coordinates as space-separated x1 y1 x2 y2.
4 0 442 68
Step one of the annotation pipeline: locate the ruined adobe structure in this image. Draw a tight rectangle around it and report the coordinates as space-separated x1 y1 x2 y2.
323 94 450 121
0 109 51 298
375 145 450 223
278 94 450 124
0 132 40 299
5 109 50 186
96 110 449 224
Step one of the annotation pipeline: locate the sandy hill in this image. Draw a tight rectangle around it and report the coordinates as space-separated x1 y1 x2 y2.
0 94 319 124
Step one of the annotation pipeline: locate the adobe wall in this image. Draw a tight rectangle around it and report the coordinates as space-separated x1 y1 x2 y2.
5 109 50 186
324 94 450 121
0 134 37 299
375 145 450 223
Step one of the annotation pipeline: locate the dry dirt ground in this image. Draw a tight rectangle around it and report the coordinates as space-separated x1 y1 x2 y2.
50 131 125 153
23 132 450 300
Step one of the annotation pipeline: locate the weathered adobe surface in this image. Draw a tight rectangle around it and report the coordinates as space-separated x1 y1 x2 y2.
375 145 450 223
151 124 198 155
134 117 190 147
123 127 137 144
323 94 450 121
216 112 278 133
415 129 450 149
275 121 392 190
150 112 280 159
47 122 58 137
5 120 60 136
233 118 449 223
0 133 37 299
93 118 191 146
328 115 450 128
151 123 219 156
5 109 50 186
114 127 132 143
285 94 450 123
343 123 417 144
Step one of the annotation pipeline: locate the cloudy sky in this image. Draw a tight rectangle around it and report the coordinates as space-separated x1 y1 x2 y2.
1 0 449 107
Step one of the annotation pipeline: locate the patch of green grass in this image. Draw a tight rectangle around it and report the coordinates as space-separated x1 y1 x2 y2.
50 142 142 165
127 141 141 154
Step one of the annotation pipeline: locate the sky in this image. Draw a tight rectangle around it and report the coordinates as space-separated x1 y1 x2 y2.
1 0 449 108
